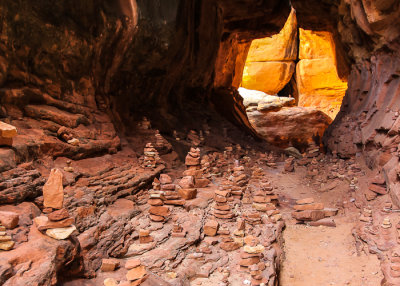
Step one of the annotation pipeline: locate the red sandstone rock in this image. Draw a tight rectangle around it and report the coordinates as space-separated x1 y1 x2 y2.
292 210 325 221
0 211 19 229
204 220 219 236
43 169 64 209
48 208 69 221
178 188 197 200
149 206 170 217
293 203 324 211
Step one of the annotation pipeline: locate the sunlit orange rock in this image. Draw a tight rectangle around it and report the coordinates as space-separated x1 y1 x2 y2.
241 9 297 94
242 62 295 95
297 29 348 119
246 9 297 62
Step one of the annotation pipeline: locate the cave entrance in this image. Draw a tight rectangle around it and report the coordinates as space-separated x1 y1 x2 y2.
237 9 348 151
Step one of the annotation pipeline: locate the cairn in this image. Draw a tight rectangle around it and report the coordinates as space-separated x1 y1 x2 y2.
183 147 201 177
171 223 186 238
213 187 234 219
160 174 184 206
138 116 151 130
148 177 171 222
141 143 160 169
0 223 14 250
284 156 295 172
187 130 201 146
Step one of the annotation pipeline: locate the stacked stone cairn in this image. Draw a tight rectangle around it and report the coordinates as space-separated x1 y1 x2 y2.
160 174 184 206
171 223 186 238
291 197 338 226
0 223 14 250
265 152 277 168
239 235 268 286
213 187 234 219
187 130 201 146
183 147 202 177
177 176 197 200
148 177 171 222
0 121 17 146
141 143 161 169
139 229 153 244
284 156 295 172
35 169 76 240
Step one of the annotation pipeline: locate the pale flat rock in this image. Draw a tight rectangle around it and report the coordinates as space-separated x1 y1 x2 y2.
0 121 17 138
45 225 76 240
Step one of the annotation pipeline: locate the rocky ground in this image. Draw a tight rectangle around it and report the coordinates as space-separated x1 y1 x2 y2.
0 118 398 286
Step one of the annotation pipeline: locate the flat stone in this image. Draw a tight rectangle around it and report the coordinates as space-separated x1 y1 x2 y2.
309 218 336 227
43 168 64 209
324 208 339 217
45 225 76 240
125 259 141 270
126 265 147 281
103 278 118 286
147 199 164 206
369 183 387 195
293 203 324 211
34 216 74 231
296 198 314 205
148 206 170 217
48 208 69 221
292 210 325 221
0 121 17 138
0 240 14 250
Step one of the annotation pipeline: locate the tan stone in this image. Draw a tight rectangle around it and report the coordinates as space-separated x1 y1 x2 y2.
126 265 147 281
125 259 141 270
0 240 14 250
103 278 118 286
0 121 17 138
43 168 64 209
296 198 314 205
100 258 120 272
242 61 295 95
45 225 76 240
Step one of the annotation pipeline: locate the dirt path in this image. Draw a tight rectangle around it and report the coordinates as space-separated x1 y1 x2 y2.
263 164 383 285
280 223 382 285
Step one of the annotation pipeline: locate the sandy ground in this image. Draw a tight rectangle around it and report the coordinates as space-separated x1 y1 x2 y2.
266 164 384 286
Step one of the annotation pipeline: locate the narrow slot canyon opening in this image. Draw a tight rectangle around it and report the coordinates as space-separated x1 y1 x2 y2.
234 9 349 152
